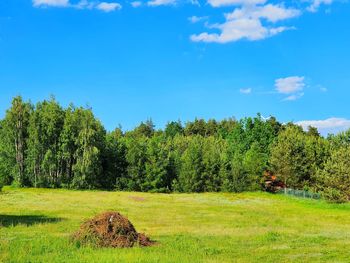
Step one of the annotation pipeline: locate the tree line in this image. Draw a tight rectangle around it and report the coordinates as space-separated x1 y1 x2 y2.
1 96 350 202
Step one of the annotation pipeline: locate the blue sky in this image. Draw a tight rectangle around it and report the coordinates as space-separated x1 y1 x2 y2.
0 0 350 134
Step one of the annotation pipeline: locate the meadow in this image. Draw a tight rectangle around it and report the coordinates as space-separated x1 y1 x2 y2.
1 187 350 262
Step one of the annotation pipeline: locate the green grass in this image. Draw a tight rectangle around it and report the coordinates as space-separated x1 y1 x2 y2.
1 187 350 262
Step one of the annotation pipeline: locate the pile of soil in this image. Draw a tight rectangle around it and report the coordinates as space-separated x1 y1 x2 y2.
72 212 154 248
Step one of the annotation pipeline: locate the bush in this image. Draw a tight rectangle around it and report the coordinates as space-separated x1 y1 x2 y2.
0 173 4 191
322 188 347 203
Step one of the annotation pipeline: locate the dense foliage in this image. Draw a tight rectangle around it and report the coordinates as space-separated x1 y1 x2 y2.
1 96 349 202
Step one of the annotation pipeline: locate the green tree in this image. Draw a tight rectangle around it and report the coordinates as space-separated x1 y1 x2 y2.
305 135 330 187
307 126 320 137
0 96 31 186
0 119 16 185
217 118 237 138
165 120 183 138
59 105 80 187
269 125 311 189
27 97 64 187
123 136 148 191
222 153 248 192
316 146 350 203
178 135 204 192
170 135 191 191
227 121 247 156
184 118 207 137
127 119 155 138
243 142 267 191
143 135 172 192
102 128 127 190
72 109 105 189
205 119 218 136
328 129 350 148
202 136 226 191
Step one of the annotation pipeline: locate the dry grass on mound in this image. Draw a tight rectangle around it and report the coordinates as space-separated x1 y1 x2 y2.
72 212 154 248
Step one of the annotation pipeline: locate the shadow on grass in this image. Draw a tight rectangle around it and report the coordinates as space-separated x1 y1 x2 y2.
0 215 64 227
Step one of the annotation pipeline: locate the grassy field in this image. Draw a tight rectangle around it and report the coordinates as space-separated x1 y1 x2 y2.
1 187 350 262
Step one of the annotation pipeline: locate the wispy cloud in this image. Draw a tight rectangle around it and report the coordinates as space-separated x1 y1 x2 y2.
33 0 69 7
240 88 252 94
283 92 304 101
188 16 208 23
307 0 333 12
131 1 143 7
207 0 267 7
96 2 122 12
32 0 341 43
147 0 177 6
33 0 122 11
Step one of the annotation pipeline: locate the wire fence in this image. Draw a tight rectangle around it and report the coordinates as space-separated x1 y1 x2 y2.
277 188 321 200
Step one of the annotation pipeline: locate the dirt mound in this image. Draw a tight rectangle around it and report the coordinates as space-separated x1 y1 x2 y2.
72 212 154 248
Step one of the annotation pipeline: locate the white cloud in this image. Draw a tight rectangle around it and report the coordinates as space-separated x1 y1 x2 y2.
207 0 267 7
191 18 291 43
192 0 336 44
147 0 177 6
275 76 305 94
33 0 69 7
189 16 208 23
191 4 299 43
225 4 301 23
32 0 338 44
240 88 252 94
33 0 122 11
307 0 333 12
96 2 122 11
274 76 305 101
131 1 143 7
296 118 350 135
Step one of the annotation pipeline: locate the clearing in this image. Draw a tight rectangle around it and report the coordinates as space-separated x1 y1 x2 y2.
1 187 350 262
